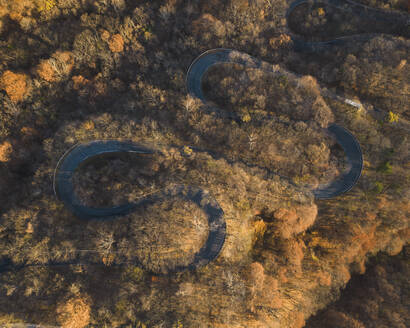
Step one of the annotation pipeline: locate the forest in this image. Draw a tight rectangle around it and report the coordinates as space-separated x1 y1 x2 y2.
0 0 408 327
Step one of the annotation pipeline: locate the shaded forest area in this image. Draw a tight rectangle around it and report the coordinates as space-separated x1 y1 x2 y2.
0 0 409 327
355 0 409 12
306 245 409 328
287 0 409 39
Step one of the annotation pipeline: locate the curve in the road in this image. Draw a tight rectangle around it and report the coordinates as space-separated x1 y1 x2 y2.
50 140 226 273
286 0 410 131
53 140 156 219
3 142 227 274
313 124 363 199
186 48 363 199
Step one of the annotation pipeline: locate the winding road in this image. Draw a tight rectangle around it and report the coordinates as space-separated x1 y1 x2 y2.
53 140 156 219
186 48 363 199
52 140 226 273
287 0 410 133
5 0 408 274
1 142 226 274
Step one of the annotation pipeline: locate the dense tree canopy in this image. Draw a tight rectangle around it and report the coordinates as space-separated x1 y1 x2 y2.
0 0 408 327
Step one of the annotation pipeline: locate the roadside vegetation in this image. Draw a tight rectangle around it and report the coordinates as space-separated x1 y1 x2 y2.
0 0 408 327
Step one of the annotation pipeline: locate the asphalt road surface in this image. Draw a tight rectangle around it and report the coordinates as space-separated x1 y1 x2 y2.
186 48 363 199
52 140 226 273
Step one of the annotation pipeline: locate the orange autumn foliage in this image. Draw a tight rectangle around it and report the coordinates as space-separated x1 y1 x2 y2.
108 34 124 52
36 60 56 82
72 75 91 90
317 271 332 287
36 51 74 82
56 296 91 328
0 70 28 102
0 141 13 162
269 34 292 48
294 312 306 328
